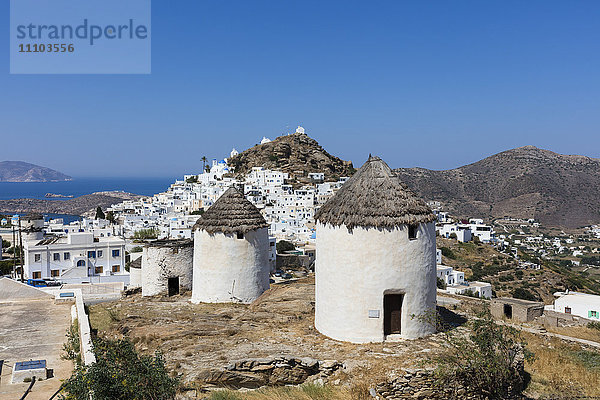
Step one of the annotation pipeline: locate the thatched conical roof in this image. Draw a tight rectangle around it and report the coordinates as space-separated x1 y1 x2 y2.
193 187 268 234
315 155 436 229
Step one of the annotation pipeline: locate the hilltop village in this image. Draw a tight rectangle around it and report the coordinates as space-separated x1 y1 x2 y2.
2 130 600 399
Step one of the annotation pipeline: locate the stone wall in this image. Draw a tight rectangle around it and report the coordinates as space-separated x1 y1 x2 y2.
542 309 593 328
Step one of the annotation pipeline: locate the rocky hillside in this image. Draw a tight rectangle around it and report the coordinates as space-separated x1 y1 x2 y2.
395 146 600 228
0 191 143 216
229 133 354 180
0 161 72 182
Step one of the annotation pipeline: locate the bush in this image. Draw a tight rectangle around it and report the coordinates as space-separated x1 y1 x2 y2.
512 287 539 301
431 306 531 399
133 228 159 240
276 240 295 253
437 277 447 290
440 247 456 260
130 246 143 253
62 321 81 365
190 209 204 216
588 321 600 331
515 270 524 279
61 337 179 400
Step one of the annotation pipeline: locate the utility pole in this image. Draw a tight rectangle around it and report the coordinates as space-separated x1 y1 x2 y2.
18 217 24 282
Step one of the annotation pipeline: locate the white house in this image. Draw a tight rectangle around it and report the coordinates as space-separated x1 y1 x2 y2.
545 291 600 320
436 264 492 299
314 156 438 343
436 265 464 286
446 281 492 299
437 223 472 242
23 232 128 284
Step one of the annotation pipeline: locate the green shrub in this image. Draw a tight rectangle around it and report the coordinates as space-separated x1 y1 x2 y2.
437 277 447 290
512 287 539 301
588 321 600 331
276 240 295 253
61 337 179 400
440 247 456 260
431 306 532 399
61 321 81 365
133 228 159 240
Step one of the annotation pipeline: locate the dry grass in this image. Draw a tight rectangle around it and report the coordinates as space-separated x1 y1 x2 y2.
207 383 370 400
524 332 600 397
544 325 600 342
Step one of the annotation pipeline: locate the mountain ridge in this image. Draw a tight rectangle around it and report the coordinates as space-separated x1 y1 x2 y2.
394 146 600 228
0 161 72 182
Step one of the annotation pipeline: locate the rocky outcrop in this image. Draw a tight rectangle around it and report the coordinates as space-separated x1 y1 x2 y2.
229 133 354 181
193 357 343 389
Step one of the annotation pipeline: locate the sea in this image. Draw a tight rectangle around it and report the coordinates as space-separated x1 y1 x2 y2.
0 177 177 223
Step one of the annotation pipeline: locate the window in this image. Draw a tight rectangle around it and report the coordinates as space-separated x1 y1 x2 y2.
112 249 120 257
112 265 120 273
64 252 70 260
34 254 41 262
97 250 103 258
53 253 60 261
408 225 418 240
590 310 598 319
51 269 60 277
565 307 572 314
88 251 96 259
32 271 41 279
95 266 104 274
236 232 244 240
77 260 86 267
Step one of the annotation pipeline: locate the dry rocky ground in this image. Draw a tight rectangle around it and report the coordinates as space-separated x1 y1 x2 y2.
89 276 600 399
89 276 461 397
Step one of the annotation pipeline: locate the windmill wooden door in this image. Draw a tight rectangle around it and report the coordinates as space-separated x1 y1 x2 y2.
384 294 403 335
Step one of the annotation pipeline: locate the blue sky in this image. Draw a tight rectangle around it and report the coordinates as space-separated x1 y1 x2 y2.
1 1 599 177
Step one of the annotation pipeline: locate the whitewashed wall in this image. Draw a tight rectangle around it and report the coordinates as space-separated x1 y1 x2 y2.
315 222 437 343
129 266 142 287
191 227 270 304
141 242 193 296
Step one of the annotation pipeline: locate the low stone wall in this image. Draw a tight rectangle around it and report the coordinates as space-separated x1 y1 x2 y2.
194 357 343 389
373 369 475 399
541 309 593 328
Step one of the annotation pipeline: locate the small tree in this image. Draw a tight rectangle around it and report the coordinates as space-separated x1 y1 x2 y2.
95 206 105 220
437 277 447 290
431 306 532 399
276 240 295 253
60 337 179 400
105 211 116 224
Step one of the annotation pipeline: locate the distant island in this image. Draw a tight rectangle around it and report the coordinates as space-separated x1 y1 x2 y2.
0 161 72 182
